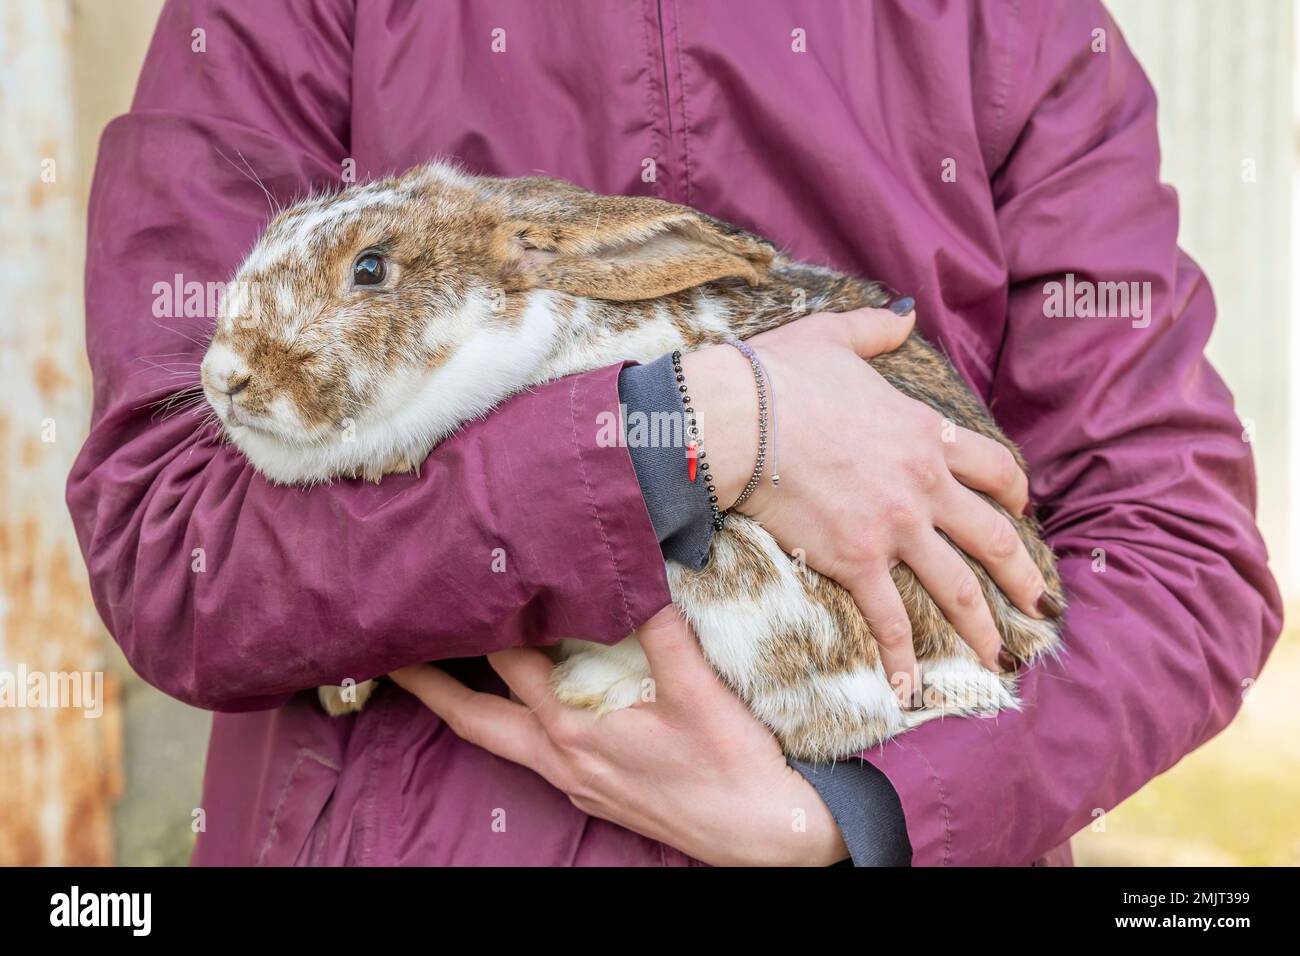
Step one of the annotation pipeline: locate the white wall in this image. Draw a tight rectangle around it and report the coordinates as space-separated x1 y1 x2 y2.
0 0 120 866
1109 0 1296 597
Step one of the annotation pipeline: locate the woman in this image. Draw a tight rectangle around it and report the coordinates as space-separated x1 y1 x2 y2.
69 0 1281 865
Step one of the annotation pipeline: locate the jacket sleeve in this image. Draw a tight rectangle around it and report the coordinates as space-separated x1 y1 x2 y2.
66 0 669 712
861 0 1284 865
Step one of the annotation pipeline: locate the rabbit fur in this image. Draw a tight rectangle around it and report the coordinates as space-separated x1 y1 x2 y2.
200 162 1063 761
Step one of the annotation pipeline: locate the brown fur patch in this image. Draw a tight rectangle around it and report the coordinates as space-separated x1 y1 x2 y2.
208 163 1065 755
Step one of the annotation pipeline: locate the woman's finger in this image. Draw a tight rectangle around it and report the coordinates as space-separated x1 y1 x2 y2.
935 481 1048 619
389 663 557 771
898 533 1003 672
825 306 915 360
942 427 1030 516
844 568 919 706
633 605 719 699
485 646 602 752
486 647 565 714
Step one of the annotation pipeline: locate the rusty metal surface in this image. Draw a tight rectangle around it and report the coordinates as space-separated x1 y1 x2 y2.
0 0 122 866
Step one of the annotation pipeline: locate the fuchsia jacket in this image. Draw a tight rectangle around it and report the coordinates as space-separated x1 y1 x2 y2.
69 0 1282 865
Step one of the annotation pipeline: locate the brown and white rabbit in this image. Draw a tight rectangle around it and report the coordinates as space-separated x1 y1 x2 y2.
199 162 1064 761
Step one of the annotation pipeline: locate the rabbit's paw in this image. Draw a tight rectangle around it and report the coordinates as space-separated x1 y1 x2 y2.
318 678 377 716
994 598 1064 666
552 642 651 714
360 452 423 484
904 655 1018 726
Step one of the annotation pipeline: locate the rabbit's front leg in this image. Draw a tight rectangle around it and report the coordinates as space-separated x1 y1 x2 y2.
318 678 378 716
552 637 654 713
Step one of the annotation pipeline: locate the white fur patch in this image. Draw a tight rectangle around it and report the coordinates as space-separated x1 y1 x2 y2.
230 290 566 483
552 637 652 712
200 340 247 392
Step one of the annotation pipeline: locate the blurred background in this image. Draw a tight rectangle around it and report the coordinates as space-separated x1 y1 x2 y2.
1 0 1296 865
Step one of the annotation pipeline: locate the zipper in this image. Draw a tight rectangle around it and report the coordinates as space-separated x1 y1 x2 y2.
651 0 686 203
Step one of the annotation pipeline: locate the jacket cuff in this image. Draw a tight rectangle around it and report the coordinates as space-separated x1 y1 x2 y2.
855 738 959 867
566 363 678 636
617 355 715 569
790 758 913 866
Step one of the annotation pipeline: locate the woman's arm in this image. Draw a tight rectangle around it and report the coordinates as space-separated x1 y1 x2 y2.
71 1 1041 724
391 607 856 867
67 0 669 711
858 0 1284 865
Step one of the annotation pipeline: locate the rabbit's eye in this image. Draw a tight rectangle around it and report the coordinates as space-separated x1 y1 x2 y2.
352 252 387 286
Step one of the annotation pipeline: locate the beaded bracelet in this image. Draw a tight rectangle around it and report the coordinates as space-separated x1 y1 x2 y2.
723 338 779 508
673 342 781 533
672 350 726 531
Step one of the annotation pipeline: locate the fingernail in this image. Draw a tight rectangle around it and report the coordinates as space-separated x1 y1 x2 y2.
1037 591 1064 618
888 296 915 316
893 667 921 710
997 649 1020 674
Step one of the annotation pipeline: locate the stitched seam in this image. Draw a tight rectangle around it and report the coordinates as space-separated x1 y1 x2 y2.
639 0 668 199
256 749 308 866
357 704 393 866
989 0 1022 171
570 377 635 633
672 0 693 204
905 743 953 866
300 748 342 772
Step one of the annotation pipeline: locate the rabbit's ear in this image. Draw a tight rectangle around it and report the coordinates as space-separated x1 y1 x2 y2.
490 183 774 300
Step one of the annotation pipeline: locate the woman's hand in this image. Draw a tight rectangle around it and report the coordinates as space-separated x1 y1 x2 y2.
681 306 1051 698
390 607 850 867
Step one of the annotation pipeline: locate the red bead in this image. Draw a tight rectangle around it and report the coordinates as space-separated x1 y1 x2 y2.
687 441 699 482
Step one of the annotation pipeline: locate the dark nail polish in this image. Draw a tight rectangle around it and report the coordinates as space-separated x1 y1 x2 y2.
1037 591 1064 618
892 667 921 710
888 296 915 316
997 649 1020 673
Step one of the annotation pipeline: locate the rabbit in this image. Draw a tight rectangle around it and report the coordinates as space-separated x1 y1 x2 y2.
199 161 1064 761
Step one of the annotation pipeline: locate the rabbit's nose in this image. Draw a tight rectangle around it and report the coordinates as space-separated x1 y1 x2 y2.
221 374 252 397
